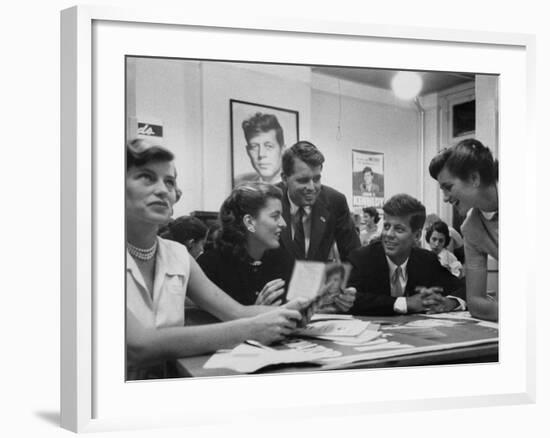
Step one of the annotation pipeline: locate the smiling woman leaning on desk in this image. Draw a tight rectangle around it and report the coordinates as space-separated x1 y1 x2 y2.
429 139 499 322
125 139 309 380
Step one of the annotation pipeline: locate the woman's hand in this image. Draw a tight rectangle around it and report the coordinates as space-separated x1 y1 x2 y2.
254 278 286 306
248 307 302 345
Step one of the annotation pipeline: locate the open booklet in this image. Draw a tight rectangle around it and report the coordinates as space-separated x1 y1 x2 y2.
286 260 351 324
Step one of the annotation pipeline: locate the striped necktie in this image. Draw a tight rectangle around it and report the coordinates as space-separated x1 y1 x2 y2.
294 206 306 258
391 265 404 297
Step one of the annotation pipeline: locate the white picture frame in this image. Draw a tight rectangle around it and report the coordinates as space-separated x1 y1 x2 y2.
61 5 536 433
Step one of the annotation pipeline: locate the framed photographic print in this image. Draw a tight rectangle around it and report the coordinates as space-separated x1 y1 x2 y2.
230 99 299 187
61 5 535 433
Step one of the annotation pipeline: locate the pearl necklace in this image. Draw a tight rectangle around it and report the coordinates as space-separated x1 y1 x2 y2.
127 240 158 261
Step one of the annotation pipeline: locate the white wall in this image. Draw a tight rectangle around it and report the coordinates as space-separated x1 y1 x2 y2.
129 57 204 218
476 75 499 155
310 79 419 204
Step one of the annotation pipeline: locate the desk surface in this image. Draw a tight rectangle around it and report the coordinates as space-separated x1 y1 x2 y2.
178 311 498 378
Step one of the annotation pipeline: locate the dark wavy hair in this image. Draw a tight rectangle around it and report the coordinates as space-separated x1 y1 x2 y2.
242 112 284 146
425 220 451 247
282 141 325 176
217 182 283 261
383 194 426 232
161 216 208 244
126 138 181 201
362 207 380 224
428 139 498 186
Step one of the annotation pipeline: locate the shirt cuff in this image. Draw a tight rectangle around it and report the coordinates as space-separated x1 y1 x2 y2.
447 295 467 311
393 297 408 314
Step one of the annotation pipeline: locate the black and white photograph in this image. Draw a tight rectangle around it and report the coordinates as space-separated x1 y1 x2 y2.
125 56 499 381
230 99 299 187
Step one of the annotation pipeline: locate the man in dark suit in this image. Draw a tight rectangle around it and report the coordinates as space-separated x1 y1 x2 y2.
277 141 360 263
348 194 465 316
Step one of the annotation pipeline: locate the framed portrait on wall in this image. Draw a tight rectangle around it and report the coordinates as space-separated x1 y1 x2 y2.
230 99 299 187
352 149 384 208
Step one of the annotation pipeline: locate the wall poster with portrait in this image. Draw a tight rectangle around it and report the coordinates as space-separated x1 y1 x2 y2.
352 149 385 208
230 99 299 188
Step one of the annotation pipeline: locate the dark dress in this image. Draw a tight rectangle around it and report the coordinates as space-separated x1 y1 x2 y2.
197 247 294 305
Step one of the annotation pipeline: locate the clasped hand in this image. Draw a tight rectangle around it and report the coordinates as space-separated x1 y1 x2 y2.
409 287 457 314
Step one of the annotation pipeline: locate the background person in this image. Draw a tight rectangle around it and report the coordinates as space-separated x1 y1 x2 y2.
426 221 464 278
235 113 285 186
160 215 208 259
360 207 381 246
125 139 306 380
422 213 464 262
277 141 360 263
198 182 293 306
429 138 499 321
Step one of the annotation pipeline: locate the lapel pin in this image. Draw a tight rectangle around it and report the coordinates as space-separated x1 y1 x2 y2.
320 216 326 223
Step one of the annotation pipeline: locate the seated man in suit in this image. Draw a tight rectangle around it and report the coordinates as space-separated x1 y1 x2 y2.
277 141 360 263
348 193 465 316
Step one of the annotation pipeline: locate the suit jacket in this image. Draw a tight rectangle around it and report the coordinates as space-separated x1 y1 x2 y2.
348 241 465 316
277 183 360 263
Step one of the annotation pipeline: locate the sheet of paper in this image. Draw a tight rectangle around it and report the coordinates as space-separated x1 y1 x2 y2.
286 261 326 300
355 341 414 352
311 313 354 321
204 342 341 373
324 329 381 345
422 311 479 321
388 319 461 328
295 319 369 337
477 320 499 329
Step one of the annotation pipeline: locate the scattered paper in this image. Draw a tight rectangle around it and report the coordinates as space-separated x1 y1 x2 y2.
477 321 499 329
324 330 381 345
295 319 369 338
422 311 478 321
388 319 461 329
355 341 414 352
204 342 341 373
311 313 354 321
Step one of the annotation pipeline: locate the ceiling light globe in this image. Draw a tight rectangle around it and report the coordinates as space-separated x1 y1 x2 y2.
392 71 423 100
